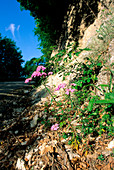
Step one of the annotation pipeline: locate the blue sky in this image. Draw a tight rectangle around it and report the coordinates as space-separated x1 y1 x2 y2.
0 0 43 65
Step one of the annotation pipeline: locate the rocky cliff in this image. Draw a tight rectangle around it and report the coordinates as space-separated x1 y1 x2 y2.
32 0 114 103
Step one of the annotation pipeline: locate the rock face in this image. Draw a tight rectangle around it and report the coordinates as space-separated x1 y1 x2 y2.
96 39 114 97
57 0 113 48
58 0 100 49
31 1 113 105
109 39 114 65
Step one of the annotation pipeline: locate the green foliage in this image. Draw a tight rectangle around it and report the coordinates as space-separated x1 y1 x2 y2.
0 33 24 81
17 0 70 61
34 19 57 57
98 154 105 161
95 92 114 104
40 43 113 146
24 57 44 78
89 72 114 111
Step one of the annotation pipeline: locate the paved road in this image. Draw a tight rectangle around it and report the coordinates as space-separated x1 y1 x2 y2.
0 81 33 99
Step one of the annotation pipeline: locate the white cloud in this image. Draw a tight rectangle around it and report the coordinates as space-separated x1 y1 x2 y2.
17 25 20 31
6 23 16 38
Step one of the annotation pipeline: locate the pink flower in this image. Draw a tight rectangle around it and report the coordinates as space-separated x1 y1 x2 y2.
65 89 70 95
71 83 76 86
65 88 75 95
31 71 37 78
70 89 75 93
25 78 32 83
55 87 60 91
41 72 47 77
36 66 46 72
51 123 59 131
48 72 53 75
55 83 66 91
31 71 42 78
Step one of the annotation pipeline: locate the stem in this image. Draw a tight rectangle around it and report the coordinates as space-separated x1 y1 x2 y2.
68 93 74 109
70 98 74 109
43 83 62 107
52 133 54 170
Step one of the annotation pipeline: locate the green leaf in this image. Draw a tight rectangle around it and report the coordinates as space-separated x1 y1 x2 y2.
110 70 114 74
98 154 105 161
68 52 72 59
60 122 64 127
75 51 82 56
63 76 66 81
68 140 72 145
63 58 67 62
89 127 93 133
51 98 53 105
87 79 91 83
88 97 96 111
94 112 98 116
97 62 102 66
62 133 68 139
68 118 72 122
98 84 109 91
41 121 45 124
105 92 114 100
95 99 114 104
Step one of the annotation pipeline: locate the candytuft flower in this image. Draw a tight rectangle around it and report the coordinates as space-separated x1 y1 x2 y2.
48 72 53 75
31 71 42 78
65 88 75 95
25 78 32 83
65 89 70 95
51 123 59 131
36 65 46 72
71 83 76 86
41 72 47 77
70 89 75 93
55 83 66 91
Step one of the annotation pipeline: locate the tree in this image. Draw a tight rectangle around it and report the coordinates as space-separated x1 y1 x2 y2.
23 56 45 78
24 57 40 78
0 33 24 81
17 0 70 55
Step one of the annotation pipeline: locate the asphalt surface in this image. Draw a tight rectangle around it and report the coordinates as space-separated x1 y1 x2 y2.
0 81 33 100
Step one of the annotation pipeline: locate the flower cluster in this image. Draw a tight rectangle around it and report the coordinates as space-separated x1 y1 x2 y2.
36 66 46 72
51 123 59 131
55 83 75 95
31 71 42 78
55 83 66 91
71 83 76 86
48 72 53 75
25 78 32 83
65 88 75 95
25 65 53 83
